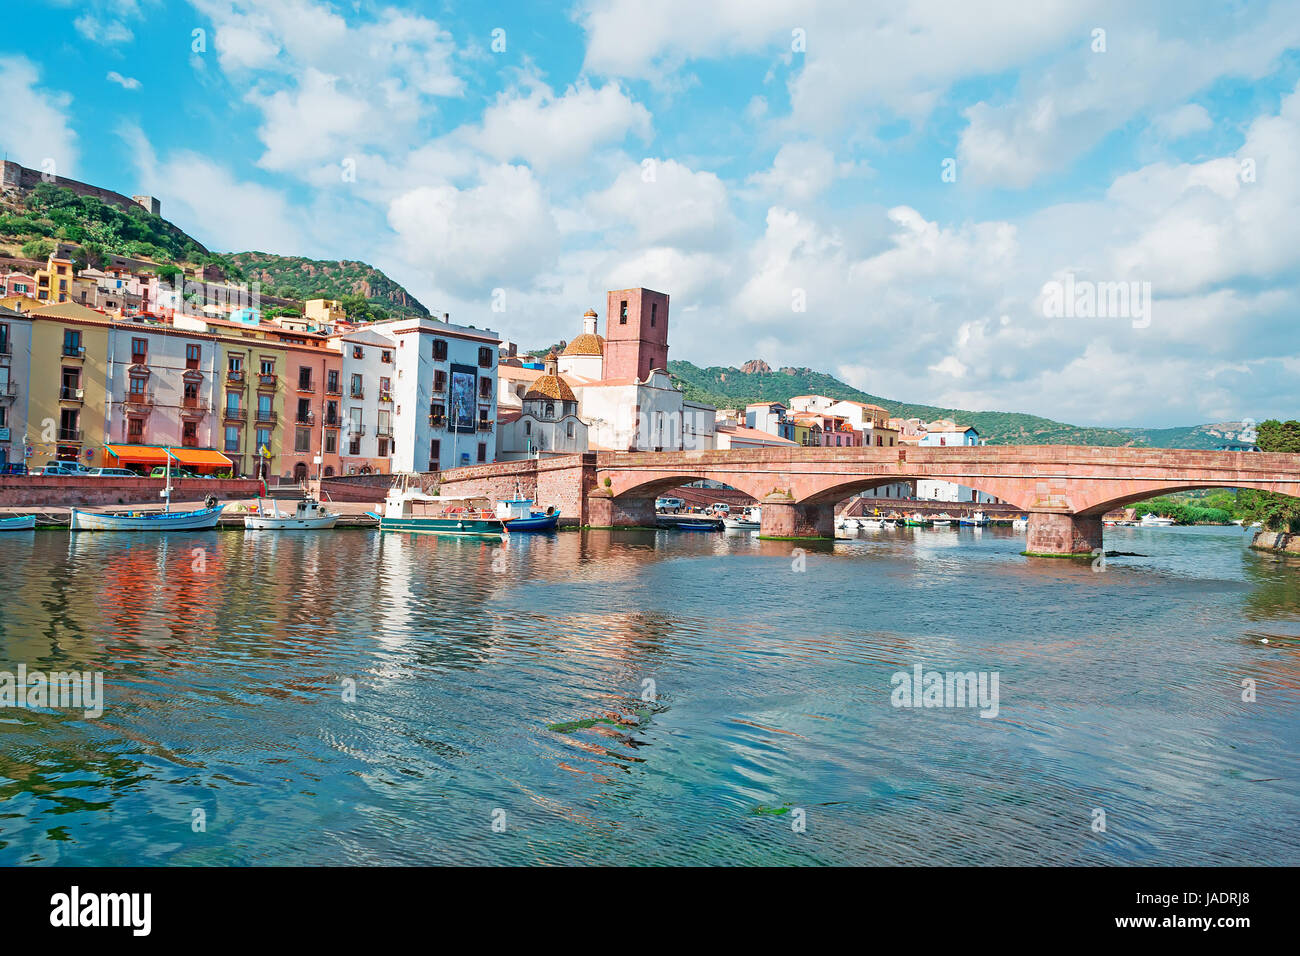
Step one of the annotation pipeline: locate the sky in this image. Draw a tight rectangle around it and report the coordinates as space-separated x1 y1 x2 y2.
5 0 1300 429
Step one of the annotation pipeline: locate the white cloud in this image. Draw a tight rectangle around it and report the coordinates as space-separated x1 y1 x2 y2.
746 141 867 202
0 57 78 176
1151 103 1212 139
386 164 560 297
106 71 141 90
469 79 652 172
587 159 732 249
74 14 134 45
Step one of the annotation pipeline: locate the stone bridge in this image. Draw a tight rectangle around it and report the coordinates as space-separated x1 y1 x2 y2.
586 446 1300 554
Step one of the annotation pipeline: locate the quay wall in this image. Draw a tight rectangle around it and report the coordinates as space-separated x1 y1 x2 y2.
1250 531 1300 554
435 454 596 525
0 476 262 508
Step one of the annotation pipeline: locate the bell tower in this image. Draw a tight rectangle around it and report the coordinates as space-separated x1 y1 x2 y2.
604 288 668 382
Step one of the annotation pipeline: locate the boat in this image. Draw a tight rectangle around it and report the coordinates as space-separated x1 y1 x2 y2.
367 477 506 536
904 513 928 527
843 518 861 531
243 496 338 530
70 451 224 531
722 507 761 531
931 512 954 527
1011 516 1029 532
676 518 721 531
959 511 989 527
0 515 37 531
861 518 884 530
881 519 898 529
495 495 560 532
1139 513 1176 527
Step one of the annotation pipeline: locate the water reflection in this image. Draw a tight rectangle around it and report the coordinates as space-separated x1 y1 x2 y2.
0 524 1297 865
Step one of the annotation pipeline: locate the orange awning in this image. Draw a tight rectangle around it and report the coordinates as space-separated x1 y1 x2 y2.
169 448 233 469
105 444 173 466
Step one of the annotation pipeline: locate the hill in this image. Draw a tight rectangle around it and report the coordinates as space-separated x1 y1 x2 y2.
668 360 1244 448
226 252 430 321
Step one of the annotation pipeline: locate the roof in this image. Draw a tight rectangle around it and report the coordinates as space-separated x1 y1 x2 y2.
524 374 577 402
105 445 233 468
561 332 604 356
722 426 798 445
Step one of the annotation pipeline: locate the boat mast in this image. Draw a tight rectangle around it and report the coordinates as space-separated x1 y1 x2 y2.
163 446 172 514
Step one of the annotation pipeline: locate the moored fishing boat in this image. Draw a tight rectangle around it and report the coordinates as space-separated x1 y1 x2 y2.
1139 513 1176 527
366 476 506 536
0 515 37 531
70 450 223 531
243 496 338 530
959 511 989 527
1011 516 1029 532
932 512 954 527
495 495 560 532
722 507 761 531
904 513 928 527
861 518 884 530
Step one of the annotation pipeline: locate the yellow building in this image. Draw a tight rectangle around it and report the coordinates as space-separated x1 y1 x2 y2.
27 303 110 465
304 298 346 327
34 250 96 306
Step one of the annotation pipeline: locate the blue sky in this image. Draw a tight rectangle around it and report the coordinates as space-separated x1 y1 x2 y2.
6 0 1300 428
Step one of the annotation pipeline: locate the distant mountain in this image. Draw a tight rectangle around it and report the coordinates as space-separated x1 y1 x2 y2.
668 360 1245 449
226 252 430 320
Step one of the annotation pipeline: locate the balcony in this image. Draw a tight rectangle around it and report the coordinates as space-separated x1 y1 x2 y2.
349 388 364 400
324 415 341 428
295 410 315 425
0 381 16 403
223 406 246 422
477 420 493 432
58 428 82 442
180 398 210 416
255 409 278 424
297 378 315 394
376 425 393 438
62 344 86 359
0 340 11 356
428 414 446 428
379 391 393 403
122 390 154 409
349 423 366 436
226 369 246 386
325 381 342 395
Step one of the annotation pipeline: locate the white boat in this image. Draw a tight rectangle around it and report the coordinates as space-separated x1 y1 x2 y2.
959 511 989 527
722 507 761 531
1139 513 1176 527
70 451 223 531
843 518 860 531
881 519 898 529
0 515 36 531
931 512 954 527
861 518 884 530
1011 516 1029 532
243 496 338 530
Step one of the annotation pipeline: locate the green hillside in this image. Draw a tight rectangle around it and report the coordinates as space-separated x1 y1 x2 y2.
668 360 1245 448
227 252 430 320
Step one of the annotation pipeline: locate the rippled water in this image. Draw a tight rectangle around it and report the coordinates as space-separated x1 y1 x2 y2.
1 523 1297 865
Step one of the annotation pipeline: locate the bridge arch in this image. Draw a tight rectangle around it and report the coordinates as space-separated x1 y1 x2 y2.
796 474 1027 509
1077 482 1300 517
608 472 773 505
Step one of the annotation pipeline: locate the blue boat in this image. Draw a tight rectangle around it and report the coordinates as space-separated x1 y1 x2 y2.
496 496 560 533
0 515 37 531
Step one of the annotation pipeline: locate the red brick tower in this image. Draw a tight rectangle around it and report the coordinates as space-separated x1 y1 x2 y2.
604 288 669 382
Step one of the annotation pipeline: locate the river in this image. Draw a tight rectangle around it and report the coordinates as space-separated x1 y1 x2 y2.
0 523 1296 865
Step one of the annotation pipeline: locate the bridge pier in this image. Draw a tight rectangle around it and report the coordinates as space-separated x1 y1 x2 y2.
1025 512 1102 557
585 494 656 529
758 498 835 539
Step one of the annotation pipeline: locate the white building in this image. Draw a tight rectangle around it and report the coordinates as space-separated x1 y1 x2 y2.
331 326 399 474
105 320 221 451
497 351 588 460
915 424 999 503
360 316 499 473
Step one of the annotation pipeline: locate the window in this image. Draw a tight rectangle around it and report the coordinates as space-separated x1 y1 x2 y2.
182 421 198 446
296 398 311 423
378 409 391 435
295 427 311 453
256 428 272 452
324 431 336 454
326 369 340 393
298 367 313 391
184 381 200 405
479 377 490 399
433 370 446 392
228 355 243 372
381 350 392 363
225 391 240 415
224 425 240 451
433 338 448 361
352 345 363 359
478 346 492 367
326 400 339 425
430 401 445 423
0 323 8 354
131 338 148 364
379 376 391 400
62 329 82 356
544 402 554 419
429 439 440 469
349 407 363 432
650 303 657 327
350 374 363 398
186 344 201 369
257 394 273 419
567 421 574 438
477 443 487 463
349 438 360 456
619 300 628 324
524 420 531 436
260 358 274 376
128 375 146 397
128 417 144 440
378 437 389 456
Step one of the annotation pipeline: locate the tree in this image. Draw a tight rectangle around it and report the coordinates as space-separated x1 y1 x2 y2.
1235 419 1300 532
21 238 54 261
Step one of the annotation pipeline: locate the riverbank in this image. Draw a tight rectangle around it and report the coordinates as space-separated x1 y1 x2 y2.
1251 530 1300 554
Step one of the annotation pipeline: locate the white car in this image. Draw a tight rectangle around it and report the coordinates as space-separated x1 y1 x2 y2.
656 496 685 512
86 467 140 478
708 502 731 515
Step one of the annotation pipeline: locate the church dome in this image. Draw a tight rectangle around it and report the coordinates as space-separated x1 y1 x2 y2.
524 351 577 403
561 331 604 356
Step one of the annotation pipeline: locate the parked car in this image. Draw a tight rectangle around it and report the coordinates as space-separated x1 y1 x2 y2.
149 465 200 479
656 496 685 513
708 502 731 515
37 460 92 476
86 467 140 478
